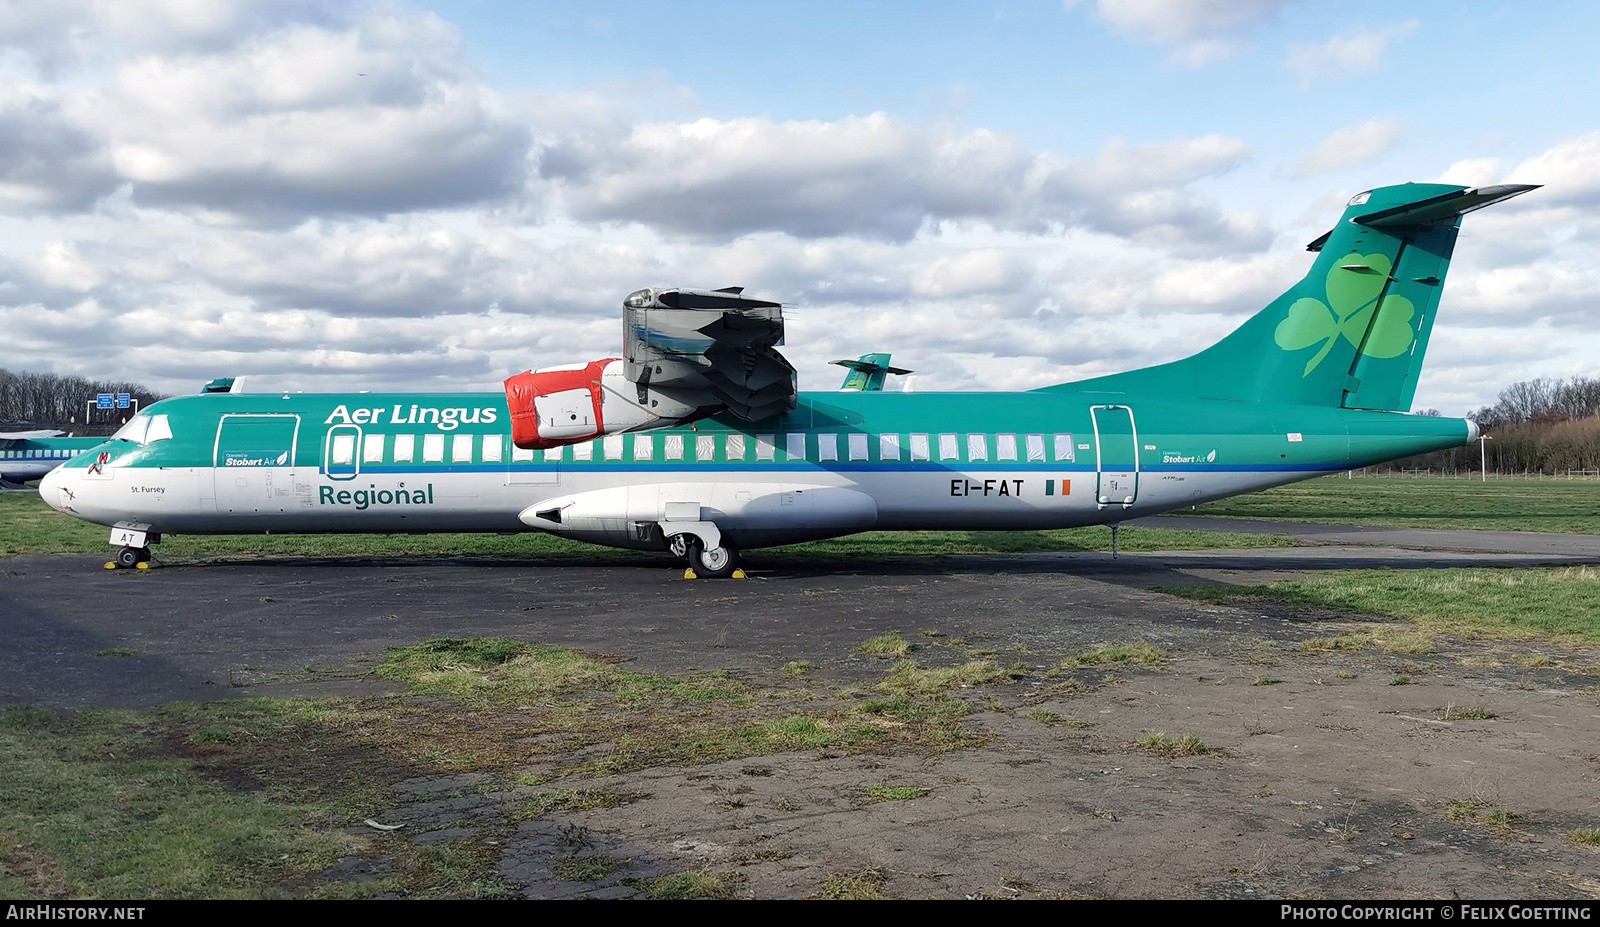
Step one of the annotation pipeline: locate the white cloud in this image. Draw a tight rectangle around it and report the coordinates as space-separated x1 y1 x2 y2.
0 6 532 224
1076 0 1300 65
0 79 116 214
0 0 338 71
1292 118 1404 178
1504 131 1600 206
544 114 1256 249
1435 156 1506 188
1285 21 1417 87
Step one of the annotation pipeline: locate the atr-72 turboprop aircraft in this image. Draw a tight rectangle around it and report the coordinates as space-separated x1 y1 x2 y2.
39 182 1531 576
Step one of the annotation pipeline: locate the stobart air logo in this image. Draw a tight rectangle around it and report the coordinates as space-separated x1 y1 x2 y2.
224 451 289 467
1274 252 1416 376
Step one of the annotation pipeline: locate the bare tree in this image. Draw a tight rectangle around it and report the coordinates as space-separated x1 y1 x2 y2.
0 367 166 434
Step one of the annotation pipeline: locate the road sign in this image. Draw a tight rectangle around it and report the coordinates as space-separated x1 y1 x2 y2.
116 393 131 409
96 394 113 409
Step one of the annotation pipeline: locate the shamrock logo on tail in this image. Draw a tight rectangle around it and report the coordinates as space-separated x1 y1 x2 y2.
1274 252 1417 375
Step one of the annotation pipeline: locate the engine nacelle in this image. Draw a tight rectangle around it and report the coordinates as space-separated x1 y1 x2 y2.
516 482 880 550
504 357 707 450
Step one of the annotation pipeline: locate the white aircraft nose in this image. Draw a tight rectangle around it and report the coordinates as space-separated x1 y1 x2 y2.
38 467 63 511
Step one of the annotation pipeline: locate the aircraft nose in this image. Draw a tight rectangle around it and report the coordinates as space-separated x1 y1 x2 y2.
38 467 63 511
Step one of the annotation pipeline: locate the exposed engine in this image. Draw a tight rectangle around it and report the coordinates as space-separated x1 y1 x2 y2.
504 287 797 451
504 357 705 450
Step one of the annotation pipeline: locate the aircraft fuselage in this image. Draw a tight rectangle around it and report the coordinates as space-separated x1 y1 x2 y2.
38 386 1473 552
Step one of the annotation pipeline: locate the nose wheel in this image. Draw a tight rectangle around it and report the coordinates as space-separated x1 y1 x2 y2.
111 546 152 570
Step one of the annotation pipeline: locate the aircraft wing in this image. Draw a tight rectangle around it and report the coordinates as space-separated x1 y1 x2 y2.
622 287 796 421
0 430 65 440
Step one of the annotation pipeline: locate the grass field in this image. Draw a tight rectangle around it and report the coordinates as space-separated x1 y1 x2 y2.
0 638 1005 898
1169 565 1600 649
0 491 1296 560
1188 475 1600 534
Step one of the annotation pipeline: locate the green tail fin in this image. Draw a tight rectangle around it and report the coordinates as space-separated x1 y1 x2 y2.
832 353 912 391
1052 182 1537 410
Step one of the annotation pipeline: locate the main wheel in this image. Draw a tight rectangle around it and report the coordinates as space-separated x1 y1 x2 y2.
665 533 691 562
115 546 142 569
686 538 740 579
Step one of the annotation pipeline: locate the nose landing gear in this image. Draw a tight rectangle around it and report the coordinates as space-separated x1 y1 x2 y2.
109 545 152 570
105 524 158 570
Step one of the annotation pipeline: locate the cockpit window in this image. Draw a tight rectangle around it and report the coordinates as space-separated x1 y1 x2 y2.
146 414 173 443
109 413 172 445
112 416 148 444
1348 190 1372 206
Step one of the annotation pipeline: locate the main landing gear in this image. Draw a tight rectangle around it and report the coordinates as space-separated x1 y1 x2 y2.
686 537 740 579
664 531 742 579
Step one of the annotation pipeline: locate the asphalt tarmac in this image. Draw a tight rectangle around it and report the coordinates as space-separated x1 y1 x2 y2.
2 519 1596 710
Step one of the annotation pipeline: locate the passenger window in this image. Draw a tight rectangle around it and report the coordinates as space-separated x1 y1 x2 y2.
1026 434 1045 462
331 433 355 465
755 435 776 461
910 433 930 461
1054 434 1075 462
938 433 959 460
634 434 653 461
363 434 385 463
574 441 593 461
696 434 716 461
879 433 900 460
482 434 503 463
537 446 557 462
603 435 623 460
848 433 868 461
966 434 987 461
665 434 684 460
512 444 533 462
423 433 444 462
785 433 806 460
452 434 473 463
817 434 838 462
997 434 1017 461
395 434 415 462
725 433 746 460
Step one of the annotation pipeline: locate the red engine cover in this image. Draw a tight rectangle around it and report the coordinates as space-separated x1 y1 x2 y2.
503 358 617 449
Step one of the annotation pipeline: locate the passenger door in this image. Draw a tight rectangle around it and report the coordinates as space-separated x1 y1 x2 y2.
1091 405 1139 507
214 414 299 514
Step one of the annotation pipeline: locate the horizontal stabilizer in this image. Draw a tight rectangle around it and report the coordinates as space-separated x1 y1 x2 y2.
832 352 911 391
1353 184 1539 227
832 359 913 375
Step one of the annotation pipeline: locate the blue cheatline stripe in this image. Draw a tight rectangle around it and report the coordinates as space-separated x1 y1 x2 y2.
321 462 1342 476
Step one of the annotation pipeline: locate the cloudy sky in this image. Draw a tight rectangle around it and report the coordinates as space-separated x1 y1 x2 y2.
2 0 1596 415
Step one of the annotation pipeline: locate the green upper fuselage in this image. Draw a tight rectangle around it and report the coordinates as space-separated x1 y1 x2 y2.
60 385 1470 480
